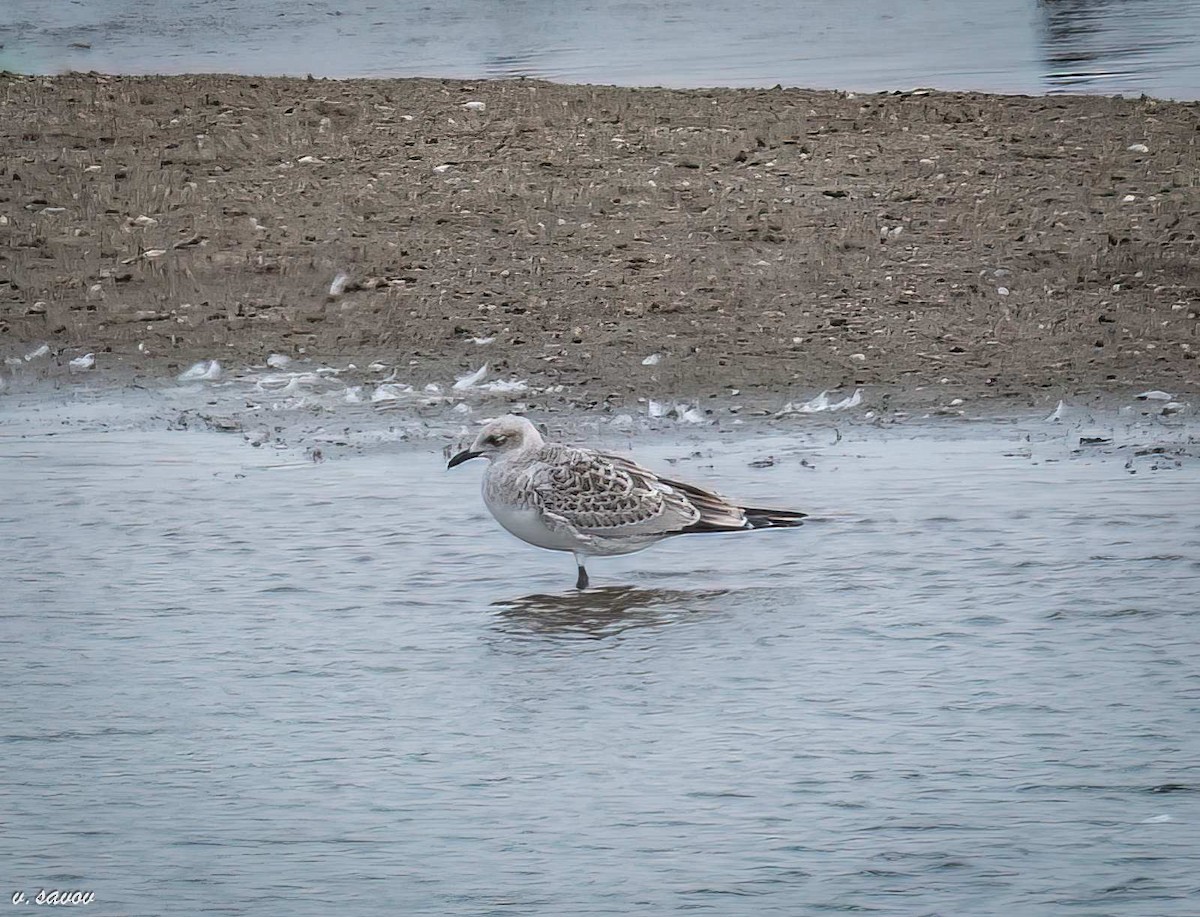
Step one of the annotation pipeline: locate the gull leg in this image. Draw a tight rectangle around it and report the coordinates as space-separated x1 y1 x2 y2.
573 554 590 590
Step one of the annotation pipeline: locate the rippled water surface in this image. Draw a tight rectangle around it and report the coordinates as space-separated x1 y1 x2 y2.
3 415 1198 915
3 0 1199 98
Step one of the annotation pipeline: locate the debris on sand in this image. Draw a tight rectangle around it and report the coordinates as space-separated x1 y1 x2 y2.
178 360 221 382
777 389 862 415
1136 390 1173 401
453 364 488 390
371 383 415 402
252 371 325 395
645 400 706 423
1046 400 1067 422
69 353 95 371
476 379 528 394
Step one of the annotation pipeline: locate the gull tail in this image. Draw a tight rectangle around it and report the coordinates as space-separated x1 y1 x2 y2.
660 476 806 534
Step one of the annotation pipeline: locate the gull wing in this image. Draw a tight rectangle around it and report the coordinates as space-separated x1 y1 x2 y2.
529 445 767 539
600 452 755 532
529 446 702 538
599 453 806 532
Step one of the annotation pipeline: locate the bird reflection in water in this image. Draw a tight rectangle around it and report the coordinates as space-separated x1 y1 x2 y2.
492 585 729 639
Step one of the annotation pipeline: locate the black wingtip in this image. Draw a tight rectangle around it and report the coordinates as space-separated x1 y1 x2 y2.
742 507 808 529
675 506 807 535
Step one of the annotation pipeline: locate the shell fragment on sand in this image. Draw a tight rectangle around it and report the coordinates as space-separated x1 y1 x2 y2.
329 272 350 297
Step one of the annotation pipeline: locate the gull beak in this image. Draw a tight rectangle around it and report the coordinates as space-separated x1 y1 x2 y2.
447 448 483 469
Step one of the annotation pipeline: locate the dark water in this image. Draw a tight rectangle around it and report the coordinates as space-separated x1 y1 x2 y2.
2 0 1199 98
3 418 1198 915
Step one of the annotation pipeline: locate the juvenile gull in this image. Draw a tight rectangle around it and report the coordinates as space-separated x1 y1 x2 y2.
448 415 806 588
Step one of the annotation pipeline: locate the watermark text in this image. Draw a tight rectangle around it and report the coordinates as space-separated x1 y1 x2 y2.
11 890 95 907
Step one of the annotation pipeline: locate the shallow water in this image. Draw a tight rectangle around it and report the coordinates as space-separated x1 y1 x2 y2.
2 415 1198 915
3 0 1200 98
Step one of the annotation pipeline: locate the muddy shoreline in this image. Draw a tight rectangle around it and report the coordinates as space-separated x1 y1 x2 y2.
1 74 1197 418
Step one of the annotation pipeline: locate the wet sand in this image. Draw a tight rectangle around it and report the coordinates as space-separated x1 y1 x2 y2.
2 74 1197 413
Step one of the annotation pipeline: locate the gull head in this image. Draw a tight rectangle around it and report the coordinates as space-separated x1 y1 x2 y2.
447 415 544 469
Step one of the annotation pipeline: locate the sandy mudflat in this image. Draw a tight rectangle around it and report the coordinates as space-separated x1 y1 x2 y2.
1 73 1196 412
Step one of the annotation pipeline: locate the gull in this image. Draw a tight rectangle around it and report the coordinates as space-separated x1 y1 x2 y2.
448 415 806 588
